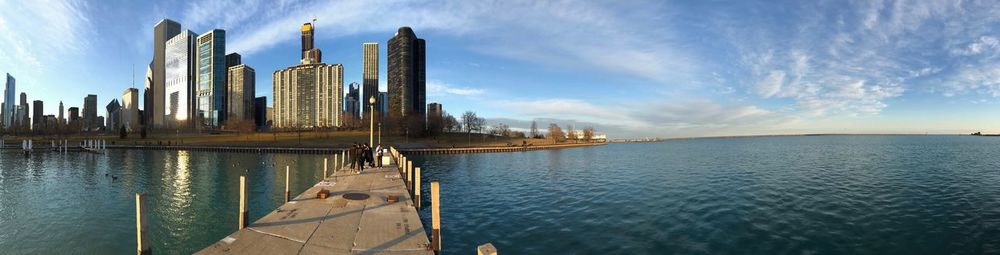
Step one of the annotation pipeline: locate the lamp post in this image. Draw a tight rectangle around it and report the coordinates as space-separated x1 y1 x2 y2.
378 122 382 145
368 96 375 146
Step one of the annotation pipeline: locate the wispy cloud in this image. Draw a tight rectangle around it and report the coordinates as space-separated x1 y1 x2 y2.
427 80 484 96
0 0 93 74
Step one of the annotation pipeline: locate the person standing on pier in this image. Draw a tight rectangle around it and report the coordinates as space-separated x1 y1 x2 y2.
375 143 382 167
350 143 358 170
356 143 366 173
366 143 375 168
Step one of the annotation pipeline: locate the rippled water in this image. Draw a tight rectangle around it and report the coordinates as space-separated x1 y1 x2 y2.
3 136 1000 254
410 135 1000 254
0 150 330 254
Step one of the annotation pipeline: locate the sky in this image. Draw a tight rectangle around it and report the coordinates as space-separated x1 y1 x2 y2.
4 0 1000 138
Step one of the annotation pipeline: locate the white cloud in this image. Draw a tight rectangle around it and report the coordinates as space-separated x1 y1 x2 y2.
170 0 695 85
0 0 93 73
427 80 484 96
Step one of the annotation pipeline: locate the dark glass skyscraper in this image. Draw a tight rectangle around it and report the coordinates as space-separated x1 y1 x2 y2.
387 27 426 123
197 29 227 127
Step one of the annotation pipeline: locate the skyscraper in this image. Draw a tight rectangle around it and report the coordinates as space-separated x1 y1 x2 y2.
300 23 322 64
3 73 14 128
68 107 79 126
345 82 361 124
152 19 181 128
83 94 97 130
254 97 267 128
363 43 380 113
227 63 255 122
58 101 64 125
196 29 227 128
273 22 343 128
143 61 152 126
32 100 43 131
18 92 28 128
165 30 197 128
122 88 140 131
387 27 426 124
106 99 121 130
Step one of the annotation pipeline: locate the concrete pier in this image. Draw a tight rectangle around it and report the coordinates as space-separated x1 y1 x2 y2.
197 148 432 255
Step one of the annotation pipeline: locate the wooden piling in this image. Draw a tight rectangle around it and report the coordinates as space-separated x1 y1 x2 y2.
334 154 339 172
285 166 291 203
477 243 497 255
431 181 442 253
136 193 150 255
324 158 328 178
406 161 412 191
239 176 248 229
415 167 421 208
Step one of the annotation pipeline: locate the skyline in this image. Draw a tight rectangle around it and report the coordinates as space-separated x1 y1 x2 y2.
7 1 1000 137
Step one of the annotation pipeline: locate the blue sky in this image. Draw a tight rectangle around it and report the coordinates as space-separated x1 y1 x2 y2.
4 0 1000 138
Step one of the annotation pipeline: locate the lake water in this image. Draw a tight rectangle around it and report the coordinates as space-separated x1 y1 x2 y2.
2 135 1000 254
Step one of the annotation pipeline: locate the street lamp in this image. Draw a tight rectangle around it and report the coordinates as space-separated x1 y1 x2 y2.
368 96 375 146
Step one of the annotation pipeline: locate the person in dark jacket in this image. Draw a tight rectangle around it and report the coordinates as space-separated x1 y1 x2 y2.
349 143 358 170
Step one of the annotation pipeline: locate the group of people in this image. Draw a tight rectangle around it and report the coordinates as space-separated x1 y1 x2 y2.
349 142 383 172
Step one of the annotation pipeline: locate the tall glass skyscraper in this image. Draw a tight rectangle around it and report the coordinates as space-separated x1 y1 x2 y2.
165 30 197 128
272 22 343 129
3 73 14 128
152 19 181 128
196 29 226 128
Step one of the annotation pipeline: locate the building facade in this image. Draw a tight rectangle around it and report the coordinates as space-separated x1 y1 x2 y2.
3 73 13 128
363 42 380 113
227 64 255 122
272 22 343 129
196 29 227 128
83 94 97 130
32 100 42 131
152 19 181 128
254 97 267 128
165 30 197 128
427 102 442 120
345 82 360 122
106 99 121 130
387 27 426 123
18 92 28 128
122 88 140 131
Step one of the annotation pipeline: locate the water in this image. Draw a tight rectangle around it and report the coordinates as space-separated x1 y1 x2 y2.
410 135 1000 254
2 136 1000 254
0 149 330 254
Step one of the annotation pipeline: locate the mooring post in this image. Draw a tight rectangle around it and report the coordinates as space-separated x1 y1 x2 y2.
334 154 339 172
415 167 421 208
431 181 442 253
285 166 291 203
136 193 150 255
477 243 497 255
239 176 248 229
324 158 328 178
406 161 413 191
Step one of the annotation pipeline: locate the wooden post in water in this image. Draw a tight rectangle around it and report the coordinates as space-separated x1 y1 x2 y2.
135 193 150 255
414 167 421 208
285 166 291 203
477 243 497 255
406 161 413 191
334 154 339 172
323 158 328 178
239 176 248 229
431 181 442 253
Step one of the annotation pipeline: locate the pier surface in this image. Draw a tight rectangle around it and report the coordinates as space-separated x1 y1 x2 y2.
197 158 432 255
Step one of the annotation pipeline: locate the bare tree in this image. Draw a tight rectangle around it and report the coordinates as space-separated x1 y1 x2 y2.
443 113 459 132
582 126 595 141
566 124 577 142
548 123 564 143
530 120 538 139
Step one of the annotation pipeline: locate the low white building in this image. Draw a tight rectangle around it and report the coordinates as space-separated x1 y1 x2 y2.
567 130 607 141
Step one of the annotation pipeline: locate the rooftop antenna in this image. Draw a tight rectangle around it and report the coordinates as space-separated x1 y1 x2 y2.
131 64 135 89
